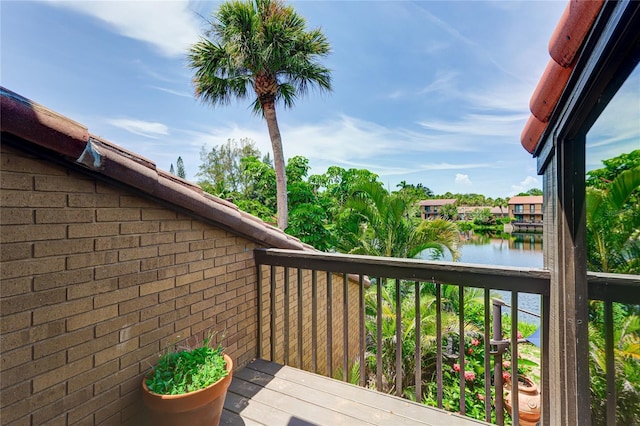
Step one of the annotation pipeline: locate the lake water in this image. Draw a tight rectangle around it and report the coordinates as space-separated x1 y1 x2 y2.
420 231 544 324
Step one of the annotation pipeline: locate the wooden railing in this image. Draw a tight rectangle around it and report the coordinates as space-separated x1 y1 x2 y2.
254 248 639 425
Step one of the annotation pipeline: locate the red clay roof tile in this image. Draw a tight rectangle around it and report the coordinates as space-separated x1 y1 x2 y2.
549 0 605 67
521 0 604 155
520 114 547 154
529 59 574 123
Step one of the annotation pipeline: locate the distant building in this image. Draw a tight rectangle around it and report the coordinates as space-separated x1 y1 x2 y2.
456 205 508 221
418 199 456 219
419 200 510 221
490 206 509 219
508 195 543 224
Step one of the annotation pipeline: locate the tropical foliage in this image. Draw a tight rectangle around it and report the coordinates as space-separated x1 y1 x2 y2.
363 279 536 423
585 151 640 424
189 0 332 230
338 182 460 260
586 164 640 273
589 303 640 425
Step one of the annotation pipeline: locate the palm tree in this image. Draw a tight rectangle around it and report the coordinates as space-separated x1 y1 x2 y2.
189 0 332 229
338 182 460 260
586 167 640 273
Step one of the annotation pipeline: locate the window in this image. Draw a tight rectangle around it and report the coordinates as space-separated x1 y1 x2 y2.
586 63 639 274
515 205 524 213
530 204 536 213
425 206 431 212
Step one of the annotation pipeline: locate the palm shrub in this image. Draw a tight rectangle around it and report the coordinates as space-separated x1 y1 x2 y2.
586 166 640 273
338 182 460 260
589 303 640 425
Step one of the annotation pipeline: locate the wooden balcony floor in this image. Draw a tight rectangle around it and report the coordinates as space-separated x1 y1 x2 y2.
221 359 488 426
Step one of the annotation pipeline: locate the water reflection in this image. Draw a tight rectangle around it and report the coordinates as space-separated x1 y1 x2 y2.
511 233 543 252
422 231 543 267
421 231 544 323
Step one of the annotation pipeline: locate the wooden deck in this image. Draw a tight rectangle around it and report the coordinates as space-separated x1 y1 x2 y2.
221 359 488 426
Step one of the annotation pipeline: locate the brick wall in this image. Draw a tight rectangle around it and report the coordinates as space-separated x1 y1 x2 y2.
1 143 260 425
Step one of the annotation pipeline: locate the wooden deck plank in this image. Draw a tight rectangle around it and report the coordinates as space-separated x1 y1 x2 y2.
245 359 488 426
223 390 315 425
228 376 372 425
224 359 489 426
234 367 431 426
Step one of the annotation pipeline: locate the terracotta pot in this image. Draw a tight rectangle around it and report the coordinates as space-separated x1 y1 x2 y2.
504 374 541 426
142 354 233 426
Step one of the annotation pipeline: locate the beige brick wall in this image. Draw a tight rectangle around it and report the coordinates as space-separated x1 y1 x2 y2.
1 144 260 425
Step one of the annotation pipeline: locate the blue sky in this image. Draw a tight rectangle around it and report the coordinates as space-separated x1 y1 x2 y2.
2 1 637 198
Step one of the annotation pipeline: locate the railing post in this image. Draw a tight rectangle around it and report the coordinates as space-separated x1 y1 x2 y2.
359 275 365 387
458 285 466 415
257 264 263 359
376 277 383 392
343 273 349 383
297 269 303 370
484 289 491 423
270 265 276 362
312 270 318 373
511 292 520 426
284 267 290 366
415 281 422 403
492 298 506 425
604 300 616 425
436 282 443 408
327 271 333 378
395 279 402 397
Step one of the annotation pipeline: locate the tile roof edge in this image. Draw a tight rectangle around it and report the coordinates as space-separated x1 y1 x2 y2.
0 87 306 252
0 87 89 158
520 0 605 155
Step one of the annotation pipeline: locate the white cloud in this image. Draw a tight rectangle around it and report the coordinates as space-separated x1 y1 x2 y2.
107 118 169 139
151 86 193 98
419 70 459 96
511 176 540 194
455 173 472 185
419 112 528 139
44 1 201 57
184 114 484 165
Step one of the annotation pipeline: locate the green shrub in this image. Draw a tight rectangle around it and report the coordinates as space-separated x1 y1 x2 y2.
146 337 228 395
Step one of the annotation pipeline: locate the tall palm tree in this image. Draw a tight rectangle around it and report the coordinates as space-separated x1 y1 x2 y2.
189 0 332 229
339 182 461 260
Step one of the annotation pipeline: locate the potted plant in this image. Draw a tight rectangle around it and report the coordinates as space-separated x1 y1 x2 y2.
141 334 233 426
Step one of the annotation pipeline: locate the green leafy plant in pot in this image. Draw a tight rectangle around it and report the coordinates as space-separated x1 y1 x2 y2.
141 334 233 426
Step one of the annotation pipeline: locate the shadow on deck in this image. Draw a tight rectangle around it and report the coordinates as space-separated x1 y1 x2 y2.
221 359 488 426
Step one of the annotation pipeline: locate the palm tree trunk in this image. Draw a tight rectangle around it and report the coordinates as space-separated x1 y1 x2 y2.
263 104 288 229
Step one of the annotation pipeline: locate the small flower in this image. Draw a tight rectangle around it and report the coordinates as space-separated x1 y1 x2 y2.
453 363 460 372
477 393 485 401
464 371 476 381
471 338 480 346
467 348 473 355
503 360 511 369
502 371 511 381
517 331 523 340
